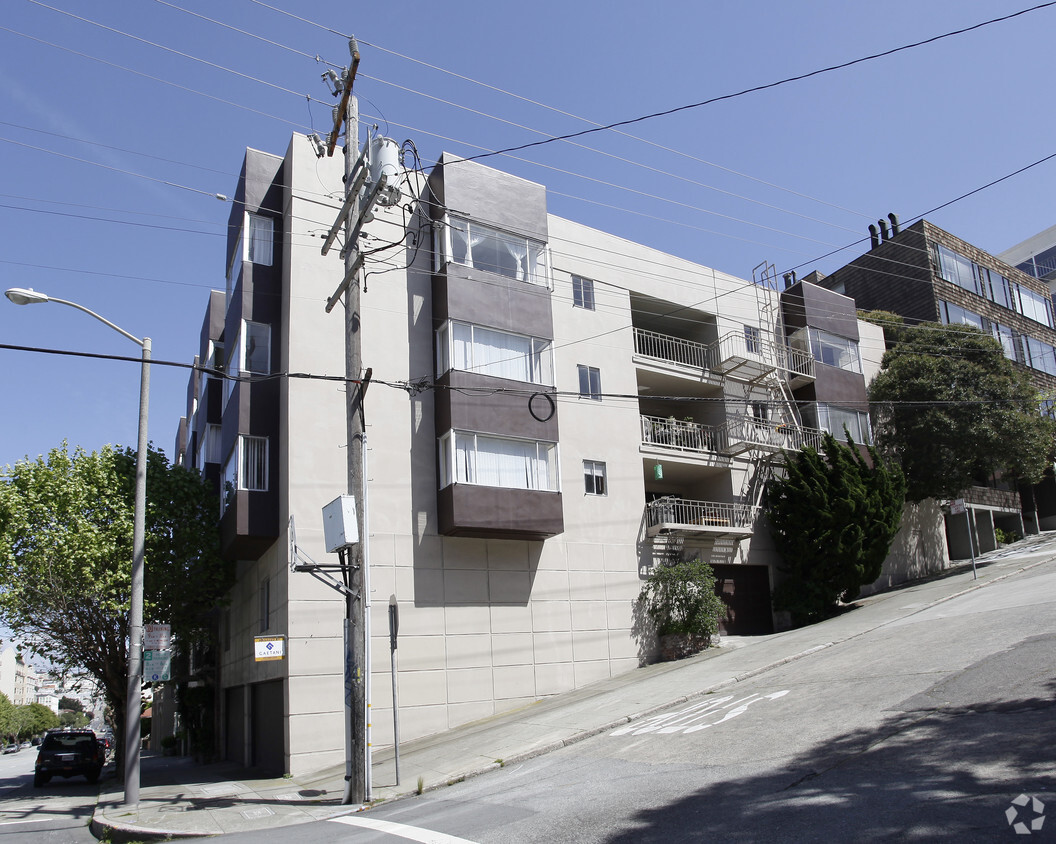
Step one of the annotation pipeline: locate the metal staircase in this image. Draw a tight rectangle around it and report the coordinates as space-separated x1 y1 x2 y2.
734 262 805 511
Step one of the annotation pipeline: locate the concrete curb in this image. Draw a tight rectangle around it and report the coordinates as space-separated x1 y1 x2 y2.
90 813 212 843
88 547 1056 836
370 555 1056 806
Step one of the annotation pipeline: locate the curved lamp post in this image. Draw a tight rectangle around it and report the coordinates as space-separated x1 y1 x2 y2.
4 287 150 807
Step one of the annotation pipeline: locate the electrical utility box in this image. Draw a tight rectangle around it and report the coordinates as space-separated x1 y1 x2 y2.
322 495 359 552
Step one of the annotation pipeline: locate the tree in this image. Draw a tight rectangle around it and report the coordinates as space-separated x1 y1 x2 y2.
59 710 90 728
58 696 83 712
0 692 13 740
0 442 231 770
766 433 906 626
638 557 725 656
868 322 1055 502
21 702 59 737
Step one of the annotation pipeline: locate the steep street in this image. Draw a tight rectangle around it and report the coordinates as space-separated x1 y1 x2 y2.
217 552 1055 843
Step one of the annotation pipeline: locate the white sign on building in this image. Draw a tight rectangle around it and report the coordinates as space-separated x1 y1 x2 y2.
254 636 286 662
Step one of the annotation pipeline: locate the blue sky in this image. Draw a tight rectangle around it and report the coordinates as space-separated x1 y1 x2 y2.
1 0 1055 470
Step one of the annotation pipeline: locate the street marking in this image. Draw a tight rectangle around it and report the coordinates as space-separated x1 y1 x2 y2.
611 690 790 737
0 818 52 827
330 815 479 843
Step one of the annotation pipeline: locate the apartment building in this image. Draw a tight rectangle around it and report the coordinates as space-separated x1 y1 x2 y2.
999 222 1056 297
175 134 886 775
816 218 1056 549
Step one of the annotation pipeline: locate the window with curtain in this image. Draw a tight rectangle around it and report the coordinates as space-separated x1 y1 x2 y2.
807 403 872 444
241 436 268 491
247 213 274 266
583 460 606 495
243 321 271 374
444 216 548 286
439 431 558 492
436 321 553 385
196 424 222 468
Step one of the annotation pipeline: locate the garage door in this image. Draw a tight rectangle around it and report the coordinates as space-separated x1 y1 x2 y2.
712 564 773 635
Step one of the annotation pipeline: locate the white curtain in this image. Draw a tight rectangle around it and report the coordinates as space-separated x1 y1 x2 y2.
473 327 531 381
458 434 551 490
247 213 273 266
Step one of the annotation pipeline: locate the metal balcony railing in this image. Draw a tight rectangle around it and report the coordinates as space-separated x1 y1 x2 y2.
633 327 711 371
709 331 815 381
722 415 826 455
641 414 725 455
645 496 758 537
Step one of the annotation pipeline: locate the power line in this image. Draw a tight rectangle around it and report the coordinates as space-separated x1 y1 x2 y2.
454 2 1056 166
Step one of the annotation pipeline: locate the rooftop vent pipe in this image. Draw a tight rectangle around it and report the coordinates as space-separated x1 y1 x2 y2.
878 219 890 241
869 224 880 249
889 212 900 235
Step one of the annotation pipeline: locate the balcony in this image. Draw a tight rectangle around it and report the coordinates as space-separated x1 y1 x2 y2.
645 497 758 539
709 331 815 385
721 415 826 456
634 328 711 371
641 414 725 455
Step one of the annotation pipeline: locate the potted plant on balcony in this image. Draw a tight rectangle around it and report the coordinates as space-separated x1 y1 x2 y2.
638 557 724 660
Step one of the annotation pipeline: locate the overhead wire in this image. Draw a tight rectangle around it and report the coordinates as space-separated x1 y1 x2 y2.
25 0 329 105
0 25 310 131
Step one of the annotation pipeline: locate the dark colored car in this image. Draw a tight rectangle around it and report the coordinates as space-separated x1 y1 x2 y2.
34 730 105 787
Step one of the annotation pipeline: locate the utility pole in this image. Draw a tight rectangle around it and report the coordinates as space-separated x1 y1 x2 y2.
313 36 399 806
324 37 368 806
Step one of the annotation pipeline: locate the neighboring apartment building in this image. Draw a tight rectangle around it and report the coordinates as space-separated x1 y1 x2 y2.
174 134 887 776
815 218 1056 550
998 223 1056 298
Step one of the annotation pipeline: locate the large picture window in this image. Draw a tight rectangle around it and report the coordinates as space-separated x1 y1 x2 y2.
436 321 553 385
1024 336 1056 376
439 431 558 492
933 243 1053 327
804 403 872 445
439 216 550 287
792 327 861 373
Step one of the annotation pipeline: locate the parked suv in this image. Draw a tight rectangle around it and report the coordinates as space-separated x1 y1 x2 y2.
34 730 105 787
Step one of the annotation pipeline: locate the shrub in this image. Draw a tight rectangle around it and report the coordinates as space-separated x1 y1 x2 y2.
995 527 1021 545
638 558 724 640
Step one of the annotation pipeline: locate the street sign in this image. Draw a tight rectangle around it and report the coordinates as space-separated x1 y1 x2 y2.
254 636 286 662
144 623 171 650
144 649 171 682
950 498 966 515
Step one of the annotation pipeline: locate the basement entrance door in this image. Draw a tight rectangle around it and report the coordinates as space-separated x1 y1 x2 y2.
712 564 774 635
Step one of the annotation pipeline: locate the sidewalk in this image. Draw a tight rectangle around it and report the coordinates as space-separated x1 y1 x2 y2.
92 534 1056 841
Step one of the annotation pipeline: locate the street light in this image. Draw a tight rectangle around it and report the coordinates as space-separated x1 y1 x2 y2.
4 287 150 807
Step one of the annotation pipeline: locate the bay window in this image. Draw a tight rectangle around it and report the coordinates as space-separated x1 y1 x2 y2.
436 215 550 287
439 431 558 492
791 327 861 373
804 403 872 445
437 321 553 385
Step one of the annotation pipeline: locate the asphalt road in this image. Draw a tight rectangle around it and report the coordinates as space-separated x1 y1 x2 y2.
0 742 106 843
219 558 1056 843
